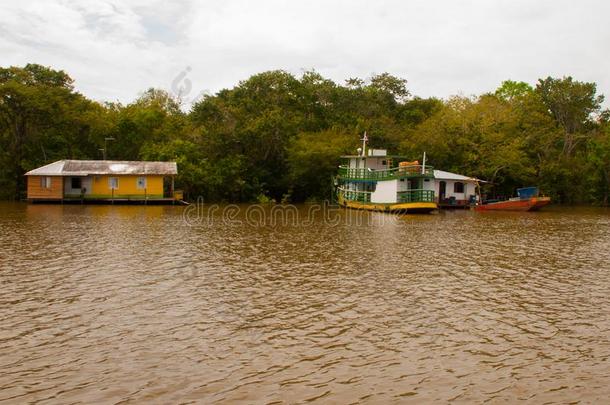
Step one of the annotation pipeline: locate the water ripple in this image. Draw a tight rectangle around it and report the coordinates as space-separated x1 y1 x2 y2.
0 203 609 403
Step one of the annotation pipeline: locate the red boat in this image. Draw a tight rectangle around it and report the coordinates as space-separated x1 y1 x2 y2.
475 187 551 212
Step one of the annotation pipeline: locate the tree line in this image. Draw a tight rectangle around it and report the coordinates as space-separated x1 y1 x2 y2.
1 64 609 204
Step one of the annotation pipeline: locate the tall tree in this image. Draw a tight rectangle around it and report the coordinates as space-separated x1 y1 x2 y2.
536 76 604 156
0 64 99 199
495 80 533 101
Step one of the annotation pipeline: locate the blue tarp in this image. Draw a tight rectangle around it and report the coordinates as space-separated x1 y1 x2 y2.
517 187 539 199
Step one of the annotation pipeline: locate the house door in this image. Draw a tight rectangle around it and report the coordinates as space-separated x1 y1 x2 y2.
439 181 446 201
163 176 172 198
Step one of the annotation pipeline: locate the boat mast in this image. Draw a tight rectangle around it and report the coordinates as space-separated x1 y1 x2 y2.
361 131 368 157
421 151 426 174
360 131 368 194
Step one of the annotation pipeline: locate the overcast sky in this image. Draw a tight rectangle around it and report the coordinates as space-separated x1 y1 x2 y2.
1 0 609 107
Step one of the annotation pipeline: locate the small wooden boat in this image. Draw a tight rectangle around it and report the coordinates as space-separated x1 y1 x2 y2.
475 187 551 212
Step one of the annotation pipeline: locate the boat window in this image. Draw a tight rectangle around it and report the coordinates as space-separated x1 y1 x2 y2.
108 177 119 190
454 182 464 193
136 177 146 189
71 177 82 189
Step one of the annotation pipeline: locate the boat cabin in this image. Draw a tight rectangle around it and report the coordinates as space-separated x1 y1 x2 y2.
433 170 479 208
336 148 438 213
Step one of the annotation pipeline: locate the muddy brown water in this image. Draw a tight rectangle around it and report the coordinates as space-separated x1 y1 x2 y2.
0 202 609 403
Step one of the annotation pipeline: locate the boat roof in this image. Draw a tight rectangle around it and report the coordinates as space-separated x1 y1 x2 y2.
340 155 411 159
25 160 178 176
434 169 483 182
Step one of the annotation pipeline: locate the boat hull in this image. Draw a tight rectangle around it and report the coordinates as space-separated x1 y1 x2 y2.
338 195 437 214
475 196 551 212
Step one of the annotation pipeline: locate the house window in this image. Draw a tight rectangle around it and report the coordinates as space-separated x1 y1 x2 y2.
71 177 82 189
40 177 52 189
136 177 146 189
381 160 387 166
454 182 464 193
108 177 119 190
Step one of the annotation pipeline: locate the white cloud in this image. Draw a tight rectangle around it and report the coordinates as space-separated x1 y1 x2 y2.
1 0 608 107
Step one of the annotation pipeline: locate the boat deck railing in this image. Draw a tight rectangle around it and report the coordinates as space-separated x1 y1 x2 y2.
337 165 434 181
397 189 435 203
337 187 372 203
338 188 435 204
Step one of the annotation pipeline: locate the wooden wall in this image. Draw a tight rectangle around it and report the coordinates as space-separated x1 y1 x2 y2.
27 176 64 200
89 175 164 198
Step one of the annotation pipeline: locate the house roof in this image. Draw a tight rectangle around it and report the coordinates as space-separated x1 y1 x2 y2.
25 160 178 176
433 169 480 182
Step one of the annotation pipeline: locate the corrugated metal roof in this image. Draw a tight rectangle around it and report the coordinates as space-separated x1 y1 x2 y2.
25 160 178 176
25 160 66 176
433 170 478 181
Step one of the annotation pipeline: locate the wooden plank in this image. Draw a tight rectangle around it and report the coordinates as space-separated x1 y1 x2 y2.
27 176 63 200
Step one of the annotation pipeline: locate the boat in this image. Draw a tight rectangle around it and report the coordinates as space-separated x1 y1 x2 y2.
335 134 438 214
475 187 551 211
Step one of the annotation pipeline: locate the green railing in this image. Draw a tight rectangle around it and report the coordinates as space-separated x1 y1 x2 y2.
339 188 434 204
338 188 371 203
337 165 434 181
397 189 435 203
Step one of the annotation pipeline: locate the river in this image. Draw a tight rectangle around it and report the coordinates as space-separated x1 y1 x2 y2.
1 202 609 403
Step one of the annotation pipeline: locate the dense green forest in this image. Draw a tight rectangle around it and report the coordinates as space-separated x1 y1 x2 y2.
1 64 609 204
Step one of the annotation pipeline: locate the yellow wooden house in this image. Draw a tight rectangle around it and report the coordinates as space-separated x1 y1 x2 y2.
25 160 180 203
